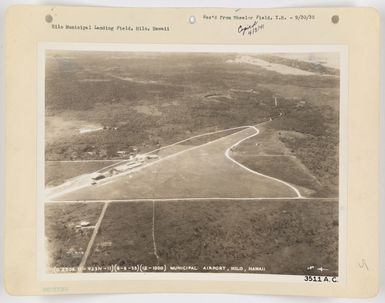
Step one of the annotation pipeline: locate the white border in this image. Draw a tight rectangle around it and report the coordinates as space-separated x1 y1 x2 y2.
37 43 348 284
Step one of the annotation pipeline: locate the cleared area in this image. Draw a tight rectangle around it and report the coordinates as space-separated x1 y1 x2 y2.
45 161 118 187
232 155 320 197
45 126 247 199
49 127 297 201
231 125 329 197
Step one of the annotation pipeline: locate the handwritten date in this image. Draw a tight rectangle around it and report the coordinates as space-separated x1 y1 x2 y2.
238 21 265 36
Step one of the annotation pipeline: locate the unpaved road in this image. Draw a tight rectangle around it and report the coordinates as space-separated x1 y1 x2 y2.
49 126 298 201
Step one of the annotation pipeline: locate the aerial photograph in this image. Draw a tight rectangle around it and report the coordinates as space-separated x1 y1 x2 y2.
44 49 340 276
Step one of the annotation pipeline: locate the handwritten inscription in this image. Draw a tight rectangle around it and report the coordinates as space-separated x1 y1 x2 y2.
201 13 316 37
358 259 369 271
238 21 265 36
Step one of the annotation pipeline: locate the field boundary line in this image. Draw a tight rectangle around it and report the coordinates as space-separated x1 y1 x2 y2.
224 126 302 198
152 201 160 265
46 197 338 204
78 202 109 273
243 154 296 157
46 160 123 163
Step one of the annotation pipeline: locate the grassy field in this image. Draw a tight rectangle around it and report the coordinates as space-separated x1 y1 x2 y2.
62 199 339 275
45 202 104 272
177 127 247 147
261 83 339 196
232 125 291 156
232 155 321 197
149 126 245 157
51 127 296 201
45 127 244 188
46 161 118 186
230 124 324 197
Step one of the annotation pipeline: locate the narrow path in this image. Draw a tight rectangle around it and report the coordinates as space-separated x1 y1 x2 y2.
225 126 302 198
152 201 160 265
77 202 109 272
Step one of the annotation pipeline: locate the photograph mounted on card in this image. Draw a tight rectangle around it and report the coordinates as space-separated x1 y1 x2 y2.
4 5 380 297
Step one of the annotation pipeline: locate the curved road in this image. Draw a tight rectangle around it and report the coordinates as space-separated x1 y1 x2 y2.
225 126 302 198
48 125 301 201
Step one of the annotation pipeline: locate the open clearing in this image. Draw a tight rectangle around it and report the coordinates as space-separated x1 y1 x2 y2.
227 56 316 76
232 155 320 197
45 126 248 195
46 161 118 187
49 127 297 201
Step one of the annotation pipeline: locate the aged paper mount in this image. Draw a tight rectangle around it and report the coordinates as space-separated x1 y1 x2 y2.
4 6 380 297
